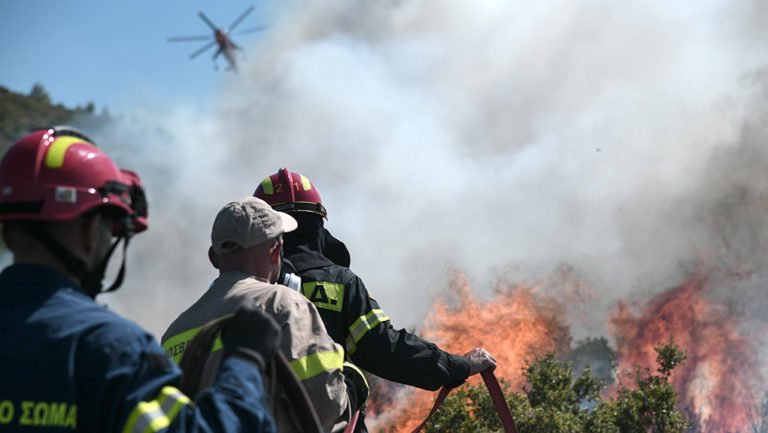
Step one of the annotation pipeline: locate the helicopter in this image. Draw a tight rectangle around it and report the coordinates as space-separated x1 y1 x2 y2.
168 6 266 72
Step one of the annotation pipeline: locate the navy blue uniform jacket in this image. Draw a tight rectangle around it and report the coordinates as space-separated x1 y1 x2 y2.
0 264 275 433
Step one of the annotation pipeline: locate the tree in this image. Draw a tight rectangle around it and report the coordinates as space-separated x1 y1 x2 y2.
606 336 690 433
29 83 51 105
423 336 692 433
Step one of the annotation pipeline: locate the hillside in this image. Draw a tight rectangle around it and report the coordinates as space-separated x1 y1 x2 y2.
0 84 110 154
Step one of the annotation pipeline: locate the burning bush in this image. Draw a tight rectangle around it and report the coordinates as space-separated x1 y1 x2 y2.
369 265 763 432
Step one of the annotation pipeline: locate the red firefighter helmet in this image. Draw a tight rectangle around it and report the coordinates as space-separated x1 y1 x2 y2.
254 168 327 218
0 127 148 235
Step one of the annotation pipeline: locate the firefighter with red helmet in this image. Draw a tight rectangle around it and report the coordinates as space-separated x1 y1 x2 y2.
255 168 497 432
0 127 279 432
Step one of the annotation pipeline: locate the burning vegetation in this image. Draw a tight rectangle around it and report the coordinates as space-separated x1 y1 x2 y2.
611 263 764 432
368 264 766 433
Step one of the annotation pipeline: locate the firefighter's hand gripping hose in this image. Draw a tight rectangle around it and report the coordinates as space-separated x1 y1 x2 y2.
465 347 498 375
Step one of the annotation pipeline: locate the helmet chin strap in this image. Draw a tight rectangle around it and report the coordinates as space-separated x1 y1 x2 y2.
24 219 133 298
90 234 131 296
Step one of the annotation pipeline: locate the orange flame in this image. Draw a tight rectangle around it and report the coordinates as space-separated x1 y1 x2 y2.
370 264 763 433
369 270 572 432
610 265 762 432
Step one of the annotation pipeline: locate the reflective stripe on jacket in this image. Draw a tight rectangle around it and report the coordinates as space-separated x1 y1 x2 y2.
162 271 350 433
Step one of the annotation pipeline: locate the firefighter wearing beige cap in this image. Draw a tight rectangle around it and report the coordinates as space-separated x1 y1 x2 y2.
162 197 361 433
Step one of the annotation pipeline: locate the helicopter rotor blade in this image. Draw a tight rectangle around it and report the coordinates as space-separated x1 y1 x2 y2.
168 35 213 42
234 25 268 35
198 11 219 32
189 40 218 59
229 5 255 31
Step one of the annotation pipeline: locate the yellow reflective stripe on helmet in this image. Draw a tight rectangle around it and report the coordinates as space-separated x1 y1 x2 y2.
299 175 312 191
346 309 389 354
121 386 192 433
289 348 345 381
261 177 274 195
45 136 93 168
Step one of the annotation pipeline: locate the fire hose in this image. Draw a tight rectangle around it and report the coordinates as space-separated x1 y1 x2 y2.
343 368 520 433
408 369 519 433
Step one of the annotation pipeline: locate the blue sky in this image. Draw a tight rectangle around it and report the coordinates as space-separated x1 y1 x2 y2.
1 0 275 113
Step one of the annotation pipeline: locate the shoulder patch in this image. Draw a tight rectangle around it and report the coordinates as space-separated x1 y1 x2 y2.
301 281 344 312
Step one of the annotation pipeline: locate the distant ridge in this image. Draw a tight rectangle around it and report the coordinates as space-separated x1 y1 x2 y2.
0 84 110 154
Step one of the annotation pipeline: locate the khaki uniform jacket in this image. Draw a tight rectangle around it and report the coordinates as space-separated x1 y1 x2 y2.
162 271 350 433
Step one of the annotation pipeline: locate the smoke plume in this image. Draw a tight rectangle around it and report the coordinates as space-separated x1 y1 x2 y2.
88 0 768 356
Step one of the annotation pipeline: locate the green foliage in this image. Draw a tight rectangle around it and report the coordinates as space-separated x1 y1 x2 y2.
423 336 692 433
29 83 52 104
607 335 691 433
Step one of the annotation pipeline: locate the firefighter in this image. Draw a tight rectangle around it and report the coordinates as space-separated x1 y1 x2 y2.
162 197 367 433
254 168 498 432
0 127 279 433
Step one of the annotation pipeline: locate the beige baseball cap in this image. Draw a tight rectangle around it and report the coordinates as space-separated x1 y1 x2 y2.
211 196 298 255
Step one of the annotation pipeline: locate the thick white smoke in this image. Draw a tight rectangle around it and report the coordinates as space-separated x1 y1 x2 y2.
90 0 768 345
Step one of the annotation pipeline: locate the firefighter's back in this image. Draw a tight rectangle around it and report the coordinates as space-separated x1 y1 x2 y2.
0 263 183 432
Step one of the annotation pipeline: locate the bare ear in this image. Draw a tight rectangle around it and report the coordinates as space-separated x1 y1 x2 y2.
208 246 220 269
269 241 283 284
270 241 282 266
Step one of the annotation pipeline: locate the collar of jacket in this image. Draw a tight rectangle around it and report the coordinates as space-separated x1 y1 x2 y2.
285 245 335 272
0 263 90 300
214 270 271 285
